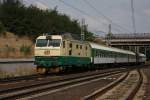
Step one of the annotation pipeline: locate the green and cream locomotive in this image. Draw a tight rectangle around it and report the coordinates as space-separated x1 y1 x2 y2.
34 35 91 74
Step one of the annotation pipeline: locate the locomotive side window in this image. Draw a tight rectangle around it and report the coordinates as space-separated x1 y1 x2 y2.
63 41 65 48
76 44 78 49
80 45 82 49
69 43 72 48
85 46 88 50
69 50 72 55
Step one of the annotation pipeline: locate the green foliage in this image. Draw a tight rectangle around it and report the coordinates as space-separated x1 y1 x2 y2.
0 0 94 40
0 22 5 33
20 44 31 56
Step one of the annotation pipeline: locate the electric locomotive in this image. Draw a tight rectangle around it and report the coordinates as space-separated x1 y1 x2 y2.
34 35 91 74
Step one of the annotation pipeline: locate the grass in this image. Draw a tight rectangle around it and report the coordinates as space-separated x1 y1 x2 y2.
20 44 32 56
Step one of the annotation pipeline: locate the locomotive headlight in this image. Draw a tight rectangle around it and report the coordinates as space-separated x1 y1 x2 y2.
44 50 50 55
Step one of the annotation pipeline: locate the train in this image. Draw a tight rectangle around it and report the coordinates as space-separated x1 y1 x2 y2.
34 34 146 74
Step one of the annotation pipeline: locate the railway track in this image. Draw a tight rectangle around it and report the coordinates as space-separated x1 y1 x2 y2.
83 69 143 100
0 68 128 100
0 68 125 85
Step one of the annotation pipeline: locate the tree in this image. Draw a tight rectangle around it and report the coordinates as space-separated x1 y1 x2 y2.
0 0 94 40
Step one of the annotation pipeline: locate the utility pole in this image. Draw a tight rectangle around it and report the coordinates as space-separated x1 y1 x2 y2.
108 24 111 35
106 24 112 46
81 18 85 41
131 0 139 62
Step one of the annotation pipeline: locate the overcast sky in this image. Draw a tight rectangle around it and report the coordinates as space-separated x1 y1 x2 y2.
23 0 150 35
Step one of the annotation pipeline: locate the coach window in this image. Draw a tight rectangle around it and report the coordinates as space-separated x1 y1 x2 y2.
112 52 114 57
95 50 97 57
97 51 99 57
104 52 106 57
104 53 105 57
63 41 65 48
94 50 96 56
69 43 72 48
108 52 111 58
102 51 104 57
102 54 104 58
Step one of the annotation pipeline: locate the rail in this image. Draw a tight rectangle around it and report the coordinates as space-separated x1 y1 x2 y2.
83 72 129 100
0 69 128 100
83 69 144 100
126 69 143 100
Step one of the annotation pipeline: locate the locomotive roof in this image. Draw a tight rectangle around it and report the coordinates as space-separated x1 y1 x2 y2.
89 42 135 55
36 35 88 44
37 35 62 39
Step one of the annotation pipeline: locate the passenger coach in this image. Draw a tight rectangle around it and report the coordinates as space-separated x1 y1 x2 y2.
89 43 136 65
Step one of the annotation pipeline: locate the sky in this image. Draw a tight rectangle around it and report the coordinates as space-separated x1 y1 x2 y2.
23 0 150 36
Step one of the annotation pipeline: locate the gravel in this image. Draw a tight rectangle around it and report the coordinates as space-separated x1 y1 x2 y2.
30 74 122 100
142 66 150 100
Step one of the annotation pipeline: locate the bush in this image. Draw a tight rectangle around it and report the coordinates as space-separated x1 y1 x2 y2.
20 44 31 56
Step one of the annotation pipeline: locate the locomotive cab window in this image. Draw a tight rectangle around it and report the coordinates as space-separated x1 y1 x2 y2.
36 39 48 47
48 39 61 47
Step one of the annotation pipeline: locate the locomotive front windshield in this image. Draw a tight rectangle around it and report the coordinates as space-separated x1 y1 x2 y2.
36 39 61 47
36 39 48 47
48 39 61 47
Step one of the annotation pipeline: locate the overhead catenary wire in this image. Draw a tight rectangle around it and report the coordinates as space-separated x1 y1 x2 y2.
58 0 130 33
84 0 131 33
26 0 123 34
58 0 116 34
